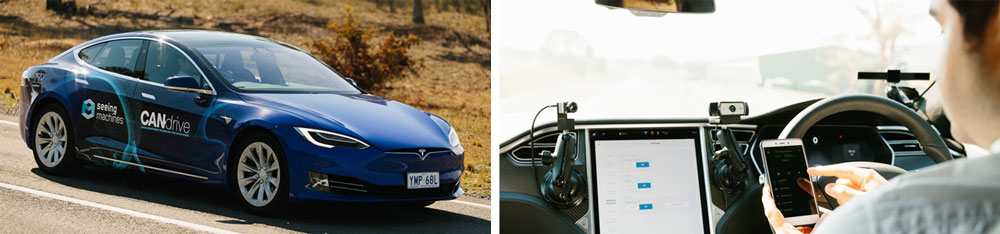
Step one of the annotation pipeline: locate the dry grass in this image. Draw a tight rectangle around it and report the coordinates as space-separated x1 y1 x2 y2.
0 0 490 198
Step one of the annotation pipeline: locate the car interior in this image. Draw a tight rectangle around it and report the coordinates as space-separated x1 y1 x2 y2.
497 0 966 233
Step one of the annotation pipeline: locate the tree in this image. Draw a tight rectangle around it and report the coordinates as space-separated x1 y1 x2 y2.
817 0 927 94
413 0 425 24
310 9 421 91
852 0 923 94
481 0 490 32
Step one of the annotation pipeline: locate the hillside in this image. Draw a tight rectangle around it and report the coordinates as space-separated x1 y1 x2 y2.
0 0 490 198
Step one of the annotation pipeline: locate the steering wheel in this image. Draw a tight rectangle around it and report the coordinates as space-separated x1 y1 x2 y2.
777 94 953 208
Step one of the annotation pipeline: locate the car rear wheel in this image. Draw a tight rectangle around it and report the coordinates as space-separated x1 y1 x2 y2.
32 105 79 175
232 133 288 215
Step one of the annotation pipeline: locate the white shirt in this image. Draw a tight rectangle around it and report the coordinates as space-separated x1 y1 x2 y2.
814 143 1000 234
990 138 1000 154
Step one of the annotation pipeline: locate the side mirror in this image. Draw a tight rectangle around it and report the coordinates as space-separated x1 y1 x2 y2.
596 0 715 16
165 76 213 95
345 77 358 86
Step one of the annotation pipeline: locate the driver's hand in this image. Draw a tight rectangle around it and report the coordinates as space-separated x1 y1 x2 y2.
807 165 888 205
762 185 819 234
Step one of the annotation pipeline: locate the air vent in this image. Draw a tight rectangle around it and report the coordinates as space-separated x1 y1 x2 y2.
508 133 560 161
879 131 923 153
880 132 915 141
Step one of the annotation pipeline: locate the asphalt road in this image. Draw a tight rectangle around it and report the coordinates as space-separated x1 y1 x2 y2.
0 115 490 234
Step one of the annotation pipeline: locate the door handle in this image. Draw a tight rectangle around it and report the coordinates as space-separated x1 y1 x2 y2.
141 92 156 100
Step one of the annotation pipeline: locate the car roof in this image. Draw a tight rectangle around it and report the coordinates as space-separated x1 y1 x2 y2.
98 30 280 47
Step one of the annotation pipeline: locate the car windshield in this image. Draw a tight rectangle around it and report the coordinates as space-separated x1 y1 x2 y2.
496 0 941 138
194 42 360 94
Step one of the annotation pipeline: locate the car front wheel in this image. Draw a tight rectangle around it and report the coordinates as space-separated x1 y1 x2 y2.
231 133 288 215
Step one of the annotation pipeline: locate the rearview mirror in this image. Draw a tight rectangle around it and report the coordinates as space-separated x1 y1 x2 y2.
596 0 715 16
165 76 213 95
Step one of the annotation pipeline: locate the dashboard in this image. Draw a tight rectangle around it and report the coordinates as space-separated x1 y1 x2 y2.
499 101 954 234
748 125 894 176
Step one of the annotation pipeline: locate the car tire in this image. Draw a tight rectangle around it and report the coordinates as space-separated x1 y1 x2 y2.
230 132 289 216
31 104 80 176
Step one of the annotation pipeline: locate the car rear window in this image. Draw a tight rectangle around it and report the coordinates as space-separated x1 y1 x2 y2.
85 40 144 78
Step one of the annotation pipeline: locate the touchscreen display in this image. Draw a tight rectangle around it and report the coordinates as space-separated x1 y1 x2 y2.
591 129 707 234
763 145 817 217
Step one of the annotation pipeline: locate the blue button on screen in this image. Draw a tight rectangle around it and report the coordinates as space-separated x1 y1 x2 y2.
637 182 651 189
636 162 650 168
639 203 653 210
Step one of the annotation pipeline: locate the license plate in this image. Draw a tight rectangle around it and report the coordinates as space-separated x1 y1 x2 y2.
407 172 440 189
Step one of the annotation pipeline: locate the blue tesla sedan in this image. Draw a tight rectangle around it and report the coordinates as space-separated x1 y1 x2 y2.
17 30 464 214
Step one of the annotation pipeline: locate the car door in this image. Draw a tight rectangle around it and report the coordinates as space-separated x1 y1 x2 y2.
131 40 219 179
71 39 146 168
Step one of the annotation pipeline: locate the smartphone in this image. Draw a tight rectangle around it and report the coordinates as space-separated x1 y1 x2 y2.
760 138 819 226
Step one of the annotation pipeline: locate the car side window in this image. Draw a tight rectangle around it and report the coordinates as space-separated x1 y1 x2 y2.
143 41 205 88
78 42 106 64
87 40 144 78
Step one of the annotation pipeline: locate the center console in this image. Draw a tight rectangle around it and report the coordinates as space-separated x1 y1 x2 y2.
587 128 712 234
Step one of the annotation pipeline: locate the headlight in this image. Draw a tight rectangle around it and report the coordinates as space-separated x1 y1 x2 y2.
448 127 461 148
295 127 370 150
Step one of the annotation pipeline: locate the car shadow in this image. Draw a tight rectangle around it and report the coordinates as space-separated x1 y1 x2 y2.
31 166 489 234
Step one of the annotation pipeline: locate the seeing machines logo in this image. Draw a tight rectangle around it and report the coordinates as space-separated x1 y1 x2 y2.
140 110 191 137
82 99 124 124
81 99 95 119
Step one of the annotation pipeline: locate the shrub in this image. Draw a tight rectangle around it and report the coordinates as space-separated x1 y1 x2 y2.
310 8 421 91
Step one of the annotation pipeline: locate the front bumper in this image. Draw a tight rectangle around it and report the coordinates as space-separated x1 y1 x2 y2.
18 83 32 147
281 128 465 203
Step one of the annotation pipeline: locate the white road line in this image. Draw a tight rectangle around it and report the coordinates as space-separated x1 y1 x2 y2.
0 181 240 234
446 199 491 209
0 119 17 126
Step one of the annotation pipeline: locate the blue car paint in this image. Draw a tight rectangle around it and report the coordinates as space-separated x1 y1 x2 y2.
18 30 464 203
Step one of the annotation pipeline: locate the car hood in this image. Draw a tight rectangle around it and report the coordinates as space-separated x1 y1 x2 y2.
244 93 450 151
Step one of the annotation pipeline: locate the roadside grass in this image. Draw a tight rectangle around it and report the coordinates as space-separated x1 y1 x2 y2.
0 0 490 198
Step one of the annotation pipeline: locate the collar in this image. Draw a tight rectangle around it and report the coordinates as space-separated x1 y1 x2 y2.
990 138 1000 154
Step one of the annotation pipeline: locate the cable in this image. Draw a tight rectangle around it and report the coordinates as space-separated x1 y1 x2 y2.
919 79 936 98
530 105 556 195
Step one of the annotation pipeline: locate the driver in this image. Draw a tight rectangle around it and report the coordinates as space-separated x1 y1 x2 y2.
762 0 1000 233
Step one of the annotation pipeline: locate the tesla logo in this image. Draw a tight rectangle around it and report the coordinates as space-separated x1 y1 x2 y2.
417 149 428 160
81 99 95 119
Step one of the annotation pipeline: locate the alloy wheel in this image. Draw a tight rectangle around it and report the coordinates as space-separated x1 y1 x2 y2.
35 112 67 168
237 142 281 207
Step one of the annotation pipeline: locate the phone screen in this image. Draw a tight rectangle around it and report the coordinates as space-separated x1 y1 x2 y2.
763 145 818 217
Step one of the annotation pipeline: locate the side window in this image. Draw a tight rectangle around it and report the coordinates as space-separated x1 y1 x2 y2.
78 42 106 63
144 42 205 88
87 40 144 78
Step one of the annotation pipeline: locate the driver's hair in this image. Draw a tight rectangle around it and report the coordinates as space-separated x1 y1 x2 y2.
949 0 1000 73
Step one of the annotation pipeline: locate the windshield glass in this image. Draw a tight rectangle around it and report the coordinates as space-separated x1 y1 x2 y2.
495 0 941 138
194 42 360 94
